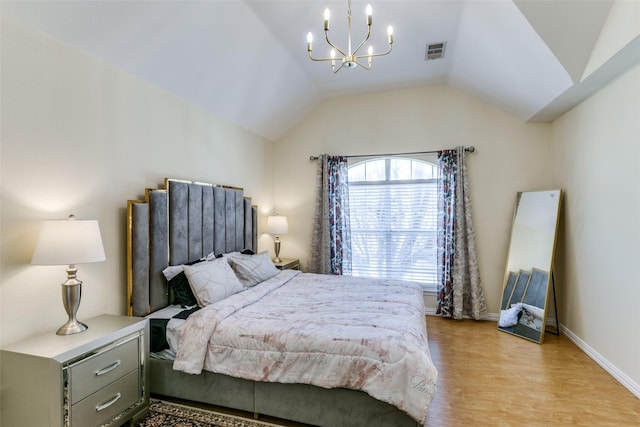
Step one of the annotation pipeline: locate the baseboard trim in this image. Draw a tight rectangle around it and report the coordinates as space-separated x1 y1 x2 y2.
559 324 640 399
424 310 639 399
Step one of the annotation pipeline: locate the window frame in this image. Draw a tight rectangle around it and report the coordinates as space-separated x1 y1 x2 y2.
348 157 439 293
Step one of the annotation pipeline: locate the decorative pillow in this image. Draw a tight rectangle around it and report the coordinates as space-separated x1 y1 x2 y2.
222 251 241 261
162 265 184 281
162 259 204 308
162 252 217 280
228 250 279 288
203 251 217 261
167 272 199 307
183 257 244 306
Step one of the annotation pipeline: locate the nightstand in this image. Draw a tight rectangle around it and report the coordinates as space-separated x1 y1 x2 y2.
273 258 300 270
1 314 149 427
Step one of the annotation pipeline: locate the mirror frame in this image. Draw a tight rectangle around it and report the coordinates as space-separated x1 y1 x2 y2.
498 189 562 344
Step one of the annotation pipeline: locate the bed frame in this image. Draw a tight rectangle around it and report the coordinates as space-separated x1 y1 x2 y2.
127 178 421 427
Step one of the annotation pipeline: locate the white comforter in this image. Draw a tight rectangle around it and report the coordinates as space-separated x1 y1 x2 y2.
173 270 437 424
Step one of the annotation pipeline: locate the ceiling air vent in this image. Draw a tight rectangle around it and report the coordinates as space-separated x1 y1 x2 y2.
425 42 446 61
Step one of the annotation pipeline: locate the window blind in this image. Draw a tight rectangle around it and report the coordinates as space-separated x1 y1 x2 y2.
349 180 438 289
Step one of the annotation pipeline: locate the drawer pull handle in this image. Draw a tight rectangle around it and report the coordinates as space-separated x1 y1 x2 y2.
95 393 121 412
95 360 121 376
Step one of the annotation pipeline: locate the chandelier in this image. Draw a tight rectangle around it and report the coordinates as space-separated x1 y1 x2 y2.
306 0 393 73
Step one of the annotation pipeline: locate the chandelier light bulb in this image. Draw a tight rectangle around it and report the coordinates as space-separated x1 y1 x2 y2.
366 4 372 25
324 8 331 31
387 26 394 44
307 32 313 51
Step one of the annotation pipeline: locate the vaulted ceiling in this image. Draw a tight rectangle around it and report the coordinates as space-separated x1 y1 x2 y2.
2 1 639 141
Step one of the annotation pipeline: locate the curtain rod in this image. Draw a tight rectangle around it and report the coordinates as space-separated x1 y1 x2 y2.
308 146 475 161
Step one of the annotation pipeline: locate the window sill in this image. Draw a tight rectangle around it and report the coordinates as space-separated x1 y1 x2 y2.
422 287 437 296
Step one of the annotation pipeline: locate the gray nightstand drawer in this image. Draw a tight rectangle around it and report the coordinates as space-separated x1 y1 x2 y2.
71 369 139 427
70 337 139 404
1 315 148 427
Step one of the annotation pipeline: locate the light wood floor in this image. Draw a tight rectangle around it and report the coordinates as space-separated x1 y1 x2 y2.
159 317 640 426
425 316 640 426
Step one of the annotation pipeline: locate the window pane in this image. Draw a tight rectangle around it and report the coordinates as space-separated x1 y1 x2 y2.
389 159 412 181
348 162 366 182
412 161 436 179
365 159 386 181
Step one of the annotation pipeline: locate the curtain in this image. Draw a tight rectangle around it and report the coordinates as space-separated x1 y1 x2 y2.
308 155 352 275
437 146 487 319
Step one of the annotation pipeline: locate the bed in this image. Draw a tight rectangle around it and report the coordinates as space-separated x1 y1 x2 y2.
127 178 437 427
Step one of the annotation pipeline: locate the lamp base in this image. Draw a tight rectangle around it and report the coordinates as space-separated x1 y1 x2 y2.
273 237 282 263
56 266 88 335
56 318 88 335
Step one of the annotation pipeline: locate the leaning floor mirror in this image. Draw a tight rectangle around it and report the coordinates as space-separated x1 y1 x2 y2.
498 189 562 343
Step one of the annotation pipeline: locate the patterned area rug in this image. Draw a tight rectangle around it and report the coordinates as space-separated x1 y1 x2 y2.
138 400 284 427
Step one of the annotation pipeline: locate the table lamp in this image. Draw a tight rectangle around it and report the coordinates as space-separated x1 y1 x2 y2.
266 215 288 263
31 215 106 335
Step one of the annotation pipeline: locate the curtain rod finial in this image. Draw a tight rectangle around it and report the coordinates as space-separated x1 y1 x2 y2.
467 146 475 153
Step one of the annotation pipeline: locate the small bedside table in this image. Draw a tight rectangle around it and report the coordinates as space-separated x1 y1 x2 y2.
1 314 149 427
273 258 300 270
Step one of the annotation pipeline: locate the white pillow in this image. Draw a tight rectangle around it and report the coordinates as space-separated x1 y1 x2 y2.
229 251 279 288
182 257 244 306
161 251 216 281
162 265 184 281
221 251 241 263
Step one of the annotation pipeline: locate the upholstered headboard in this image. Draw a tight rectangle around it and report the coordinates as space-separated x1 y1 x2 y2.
127 178 258 316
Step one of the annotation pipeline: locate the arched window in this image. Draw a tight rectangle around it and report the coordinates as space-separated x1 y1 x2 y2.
348 157 438 290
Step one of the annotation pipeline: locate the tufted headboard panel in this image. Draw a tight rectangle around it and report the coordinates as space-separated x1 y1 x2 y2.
127 178 258 316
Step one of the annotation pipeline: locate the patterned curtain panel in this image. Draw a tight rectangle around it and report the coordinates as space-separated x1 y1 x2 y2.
436 147 487 319
308 155 352 275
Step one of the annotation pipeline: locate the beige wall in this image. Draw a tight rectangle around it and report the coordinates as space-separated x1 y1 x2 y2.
2 6 638 399
0 17 275 346
273 85 552 313
551 64 640 389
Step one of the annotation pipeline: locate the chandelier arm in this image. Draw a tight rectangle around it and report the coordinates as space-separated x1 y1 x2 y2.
308 52 342 62
351 26 372 57
324 31 348 58
333 62 346 73
354 43 393 60
348 59 371 71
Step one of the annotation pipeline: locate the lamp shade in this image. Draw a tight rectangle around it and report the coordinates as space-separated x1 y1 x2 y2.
31 217 106 265
266 215 288 235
